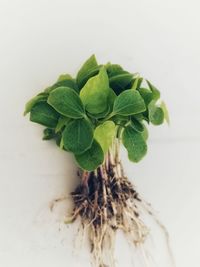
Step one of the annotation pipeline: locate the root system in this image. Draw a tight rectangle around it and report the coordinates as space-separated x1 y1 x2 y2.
52 141 175 267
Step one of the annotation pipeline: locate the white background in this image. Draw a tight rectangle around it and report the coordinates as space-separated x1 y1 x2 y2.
0 0 200 266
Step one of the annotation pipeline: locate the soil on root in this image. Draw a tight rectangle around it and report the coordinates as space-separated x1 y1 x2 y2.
50 150 175 267
69 153 149 267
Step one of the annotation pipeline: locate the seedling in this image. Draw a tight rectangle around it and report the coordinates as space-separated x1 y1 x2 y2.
24 55 171 267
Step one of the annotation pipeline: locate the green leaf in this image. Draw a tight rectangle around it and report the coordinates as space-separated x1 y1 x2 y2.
107 88 117 108
78 66 101 89
146 80 160 100
80 67 110 114
77 54 98 78
90 89 116 119
57 74 72 82
131 77 143 89
48 87 85 119
43 128 56 140
131 77 141 90
160 101 170 124
30 102 59 128
75 140 104 171
113 89 146 116
55 116 70 133
106 63 125 77
122 125 147 163
141 111 150 123
141 124 149 141
109 73 133 95
62 118 93 154
106 63 133 94
76 54 99 88
130 118 145 133
132 113 144 121
148 100 164 125
45 79 79 93
112 114 129 125
94 121 116 153
138 88 153 106
86 88 115 119
24 93 48 115
89 105 110 119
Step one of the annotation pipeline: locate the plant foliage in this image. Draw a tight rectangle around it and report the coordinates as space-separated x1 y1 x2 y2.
24 55 168 171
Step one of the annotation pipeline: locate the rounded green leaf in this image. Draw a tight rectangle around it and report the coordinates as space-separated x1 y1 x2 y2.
45 79 79 93
107 88 117 109
109 73 133 95
55 116 70 133
57 74 72 82
30 102 59 128
62 118 93 154
88 89 115 119
94 121 116 153
122 125 147 163
47 87 85 118
148 100 164 125
106 63 125 77
113 89 146 116
80 67 110 114
141 124 149 141
160 101 170 124
112 114 129 125
146 80 160 100
106 63 133 94
89 105 110 119
76 54 99 88
24 93 48 115
138 88 153 106
130 118 145 133
75 140 104 171
132 113 143 121
77 66 101 89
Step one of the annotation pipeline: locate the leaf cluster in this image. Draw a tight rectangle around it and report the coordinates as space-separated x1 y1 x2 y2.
24 55 169 171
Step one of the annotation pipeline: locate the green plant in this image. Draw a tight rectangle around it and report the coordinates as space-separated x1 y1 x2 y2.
24 55 171 267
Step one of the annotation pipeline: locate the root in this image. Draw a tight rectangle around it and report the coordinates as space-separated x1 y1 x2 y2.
70 157 149 267
49 196 69 211
137 200 176 267
52 140 175 267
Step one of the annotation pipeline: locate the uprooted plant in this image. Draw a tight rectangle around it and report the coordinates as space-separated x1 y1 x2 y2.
24 55 172 267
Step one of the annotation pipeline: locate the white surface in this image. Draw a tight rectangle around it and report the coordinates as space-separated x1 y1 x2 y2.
0 0 200 266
